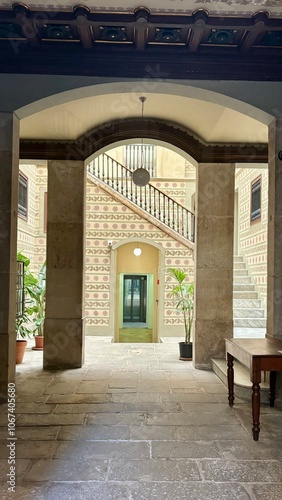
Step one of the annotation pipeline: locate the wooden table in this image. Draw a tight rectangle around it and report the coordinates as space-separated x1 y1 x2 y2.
225 338 282 441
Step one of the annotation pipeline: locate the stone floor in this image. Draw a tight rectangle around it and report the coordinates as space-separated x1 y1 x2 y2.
0 337 281 500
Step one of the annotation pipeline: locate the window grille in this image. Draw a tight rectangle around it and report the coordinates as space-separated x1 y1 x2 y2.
251 177 261 223
18 173 28 218
124 144 156 177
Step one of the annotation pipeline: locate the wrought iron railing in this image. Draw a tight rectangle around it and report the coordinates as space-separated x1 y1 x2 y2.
87 154 195 243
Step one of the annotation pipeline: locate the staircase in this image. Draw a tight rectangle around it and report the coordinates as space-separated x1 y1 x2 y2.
233 255 266 328
87 154 195 246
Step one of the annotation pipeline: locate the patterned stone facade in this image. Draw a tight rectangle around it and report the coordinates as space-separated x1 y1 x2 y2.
235 167 268 306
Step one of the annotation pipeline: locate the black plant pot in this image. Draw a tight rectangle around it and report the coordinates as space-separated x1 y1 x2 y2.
179 342 193 360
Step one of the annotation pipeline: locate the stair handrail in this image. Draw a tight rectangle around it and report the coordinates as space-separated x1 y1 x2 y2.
87 153 195 243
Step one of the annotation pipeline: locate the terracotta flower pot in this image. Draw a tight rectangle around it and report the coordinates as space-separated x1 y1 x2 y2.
16 340 27 364
33 335 44 350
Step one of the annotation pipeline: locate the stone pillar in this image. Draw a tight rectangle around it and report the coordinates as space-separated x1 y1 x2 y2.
267 119 282 341
194 163 235 369
0 113 19 399
43 160 86 369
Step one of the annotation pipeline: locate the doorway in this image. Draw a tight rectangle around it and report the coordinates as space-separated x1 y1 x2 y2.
123 275 147 325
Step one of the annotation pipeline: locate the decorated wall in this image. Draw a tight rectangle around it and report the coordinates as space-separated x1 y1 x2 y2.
235 166 268 306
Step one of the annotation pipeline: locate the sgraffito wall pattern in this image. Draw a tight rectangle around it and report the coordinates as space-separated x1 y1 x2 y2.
17 164 38 270
235 167 268 305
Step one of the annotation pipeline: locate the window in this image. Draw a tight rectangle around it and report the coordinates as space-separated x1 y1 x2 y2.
18 173 28 219
44 192 48 233
251 176 261 223
124 144 156 177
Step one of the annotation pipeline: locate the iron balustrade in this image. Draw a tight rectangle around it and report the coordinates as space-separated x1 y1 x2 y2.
87 154 195 243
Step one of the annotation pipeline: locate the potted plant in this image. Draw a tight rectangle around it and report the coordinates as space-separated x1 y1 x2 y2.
28 262 46 350
168 267 194 360
15 252 37 363
16 253 46 354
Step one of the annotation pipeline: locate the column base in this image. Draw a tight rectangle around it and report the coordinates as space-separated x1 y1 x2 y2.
43 318 85 369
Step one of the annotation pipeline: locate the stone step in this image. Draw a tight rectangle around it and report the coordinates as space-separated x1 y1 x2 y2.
233 276 252 284
233 291 258 299
234 262 246 270
233 255 244 262
233 283 255 291
233 308 265 318
233 298 262 308
234 318 267 328
234 269 249 276
211 358 269 403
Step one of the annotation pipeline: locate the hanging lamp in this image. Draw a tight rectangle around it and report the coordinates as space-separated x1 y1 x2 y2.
132 96 150 187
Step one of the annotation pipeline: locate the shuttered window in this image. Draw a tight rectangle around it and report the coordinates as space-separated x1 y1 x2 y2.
251 176 261 223
18 173 28 219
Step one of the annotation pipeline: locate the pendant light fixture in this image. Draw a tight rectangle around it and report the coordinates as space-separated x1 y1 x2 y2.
133 245 142 256
132 96 150 187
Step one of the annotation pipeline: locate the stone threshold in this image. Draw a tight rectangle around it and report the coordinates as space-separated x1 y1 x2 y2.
211 358 270 404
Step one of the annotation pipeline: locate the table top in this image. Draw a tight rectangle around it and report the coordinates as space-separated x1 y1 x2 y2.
226 338 282 358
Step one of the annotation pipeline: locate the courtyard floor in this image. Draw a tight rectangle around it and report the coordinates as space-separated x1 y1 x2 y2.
0 336 281 500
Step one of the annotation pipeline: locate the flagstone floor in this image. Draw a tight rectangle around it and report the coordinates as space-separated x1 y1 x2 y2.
0 337 281 500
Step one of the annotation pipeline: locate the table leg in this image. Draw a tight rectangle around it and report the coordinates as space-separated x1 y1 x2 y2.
252 382 260 441
269 371 276 407
227 353 234 407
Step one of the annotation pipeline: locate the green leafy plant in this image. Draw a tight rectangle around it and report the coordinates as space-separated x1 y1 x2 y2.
28 262 46 336
168 267 194 344
16 252 46 338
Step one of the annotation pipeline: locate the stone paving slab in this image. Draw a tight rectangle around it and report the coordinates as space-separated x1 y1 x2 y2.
200 459 282 482
2 482 129 500
218 438 282 460
129 425 178 441
53 403 123 413
0 459 31 481
146 411 240 426
127 481 252 500
0 426 60 441
46 393 110 404
54 440 151 460
58 424 130 441
180 402 231 412
108 458 201 481
0 441 56 459
250 484 282 500
160 393 219 403
24 458 108 481
87 412 147 426
152 440 221 458
43 382 80 395
75 381 110 393
176 424 249 441
12 403 56 414
122 402 180 413
17 414 86 426
110 393 161 403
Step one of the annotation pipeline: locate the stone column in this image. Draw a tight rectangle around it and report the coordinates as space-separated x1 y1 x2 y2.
267 119 282 341
43 160 86 369
0 113 19 399
194 163 235 369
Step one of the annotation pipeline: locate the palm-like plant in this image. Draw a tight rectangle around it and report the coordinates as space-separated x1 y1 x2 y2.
28 262 46 336
16 252 46 337
168 267 194 344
